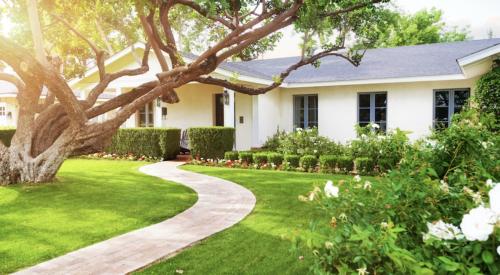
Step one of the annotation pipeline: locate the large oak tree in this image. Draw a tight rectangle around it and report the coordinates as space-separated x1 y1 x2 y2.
0 0 388 184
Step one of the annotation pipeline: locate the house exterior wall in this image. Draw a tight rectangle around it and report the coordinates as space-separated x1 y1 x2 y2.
0 97 18 127
258 78 481 145
234 92 253 151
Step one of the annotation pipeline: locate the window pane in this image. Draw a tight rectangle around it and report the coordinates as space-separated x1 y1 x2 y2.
454 90 470 113
435 107 448 123
379 123 387 132
359 122 369 128
435 91 449 107
375 94 387 108
308 108 317 128
308 95 318 109
359 109 370 122
375 108 386 122
359 94 370 108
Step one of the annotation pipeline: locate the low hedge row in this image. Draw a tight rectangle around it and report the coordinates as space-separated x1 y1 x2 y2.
188 127 235 159
223 151 376 174
0 128 16 147
106 128 181 159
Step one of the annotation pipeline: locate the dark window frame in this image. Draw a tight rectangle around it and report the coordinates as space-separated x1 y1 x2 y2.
137 101 155 127
433 88 470 128
357 91 388 131
293 94 318 129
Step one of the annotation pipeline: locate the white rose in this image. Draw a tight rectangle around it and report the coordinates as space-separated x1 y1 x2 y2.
460 206 496 241
489 184 500 216
363 181 372 190
497 245 500 256
425 220 463 240
486 179 495 188
324 180 339 198
353 175 362 182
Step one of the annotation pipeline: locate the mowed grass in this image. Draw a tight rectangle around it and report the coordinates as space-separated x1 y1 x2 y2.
139 166 379 275
0 159 197 274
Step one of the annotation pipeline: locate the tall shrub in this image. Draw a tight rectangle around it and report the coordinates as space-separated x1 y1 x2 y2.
106 128 180 159
188 127 235 159
476 66 500 118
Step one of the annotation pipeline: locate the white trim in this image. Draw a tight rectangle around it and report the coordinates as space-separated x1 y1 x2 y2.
457 44 500 67
281 74 466 88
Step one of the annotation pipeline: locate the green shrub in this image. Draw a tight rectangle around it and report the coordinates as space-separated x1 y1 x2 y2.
239 151 254 164
188 127 234 159
224 151 239 161
253 152 268 164
284 155 300 168
300 155 317 170
106 128 180 159
267 152 284 166
0 128 16 147
319 155 337 173
262 130 287 151
476 66 500 118
354 157 375 174
276 128 340 156
337 156 354 172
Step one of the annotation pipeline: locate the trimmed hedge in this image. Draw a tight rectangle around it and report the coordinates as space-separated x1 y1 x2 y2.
0 128 15 147
253 152 268 164
337 156 354 173
106 128 180 159
284 155 300 168
224 151 239 161
355 157 375 174
300 155 317 170
267 152 284 166
188 127 234 159
320 155 337 173
239 151 253 164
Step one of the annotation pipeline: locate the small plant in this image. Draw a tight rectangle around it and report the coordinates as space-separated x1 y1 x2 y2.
354 157 375 174
253 152 269 165
337 156 354 173
224 151 239 161
267 152 284 166
300 155 317 171
319 155 337 173
284 155 300 168
239 151 254 164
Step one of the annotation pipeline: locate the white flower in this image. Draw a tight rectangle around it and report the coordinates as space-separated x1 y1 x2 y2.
360 134 367 139
497 246 500 256
489 184 500 216
424 220 463 240
440 180 450 193
357 267 369 275
380 222 388 228
486 179 497 188
324 181 339 198
363 181 372 190
460 206 496 241
353 175 362 182
324 241 334 249
371 123 380 129
481 141 489 149
339 213 348 222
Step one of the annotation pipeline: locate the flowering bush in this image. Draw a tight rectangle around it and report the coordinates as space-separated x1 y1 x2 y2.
82 152 160 162
273 127 340 157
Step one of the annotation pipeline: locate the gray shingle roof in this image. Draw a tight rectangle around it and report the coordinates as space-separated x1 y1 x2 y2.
224 38 500 83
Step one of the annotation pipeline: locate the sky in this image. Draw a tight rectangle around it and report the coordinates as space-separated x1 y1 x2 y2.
264 0 500 58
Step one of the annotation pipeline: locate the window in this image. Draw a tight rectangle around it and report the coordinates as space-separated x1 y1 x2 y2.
294 95 318 129
0 106 5 117
138 101 154 127
434 89 470 128
358 92 387 131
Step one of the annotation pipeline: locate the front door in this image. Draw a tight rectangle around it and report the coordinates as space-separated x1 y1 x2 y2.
215 94 224 126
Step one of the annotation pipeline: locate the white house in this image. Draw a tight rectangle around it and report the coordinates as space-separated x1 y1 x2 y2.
1 39 499 150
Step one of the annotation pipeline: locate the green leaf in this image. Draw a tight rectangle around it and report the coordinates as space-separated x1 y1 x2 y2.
481 250 494 264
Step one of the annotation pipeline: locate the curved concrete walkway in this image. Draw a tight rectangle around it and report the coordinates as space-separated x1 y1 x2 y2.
14 161 256 275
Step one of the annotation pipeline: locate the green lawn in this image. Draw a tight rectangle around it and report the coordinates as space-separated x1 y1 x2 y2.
139 166 379 275
0 159 197 274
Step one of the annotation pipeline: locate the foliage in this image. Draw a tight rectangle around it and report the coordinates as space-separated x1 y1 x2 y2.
476 66 500 119
239 151 253 164
319 155 337 173
354 157 375 175
337 156 354 173
267 152 284 166
300 155 318 171
372 8 470 48
224 151 239 161
284 155 300 168
273 128 339 157
106 128 180 160
351 124 410 173
299 107 500 274
188 127 234 159
262 129 287 151
0 159 196 274
0 128 16 147
253 152 268 165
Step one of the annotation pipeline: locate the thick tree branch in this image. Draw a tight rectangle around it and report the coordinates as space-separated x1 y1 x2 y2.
197 48 358 95
140 11 170 72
